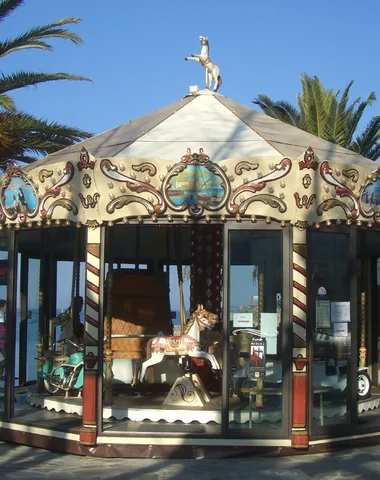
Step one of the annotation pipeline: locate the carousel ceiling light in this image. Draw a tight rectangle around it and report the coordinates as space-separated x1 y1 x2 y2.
346 219 352 226
27 222 32 228
43 184 49 191
206 215 211 223
109 193 115 200
130 172 136 179
356 220 362 226
15 223 20 229
269 162 274 170
228 175 234 182
6 224 11 229
65 220 71 226
108 221 113 227
167 215 173 222
257 172 263 178
239 195 245 202
51 177 56 184
268 186 274 193
326 220 332 227
251 215 256 222
55 219 61 225
76 222 81 228
221 164 227 172
243 177 248 184
266 217 271 224
324 185 329 192
166 165 172 172
144 176 151 184
56 168 61 176
236 214 242 222
280 181 286 188
119 164 125 171
279 192 285 199
315 223 320 228
368 222 373 228
220 215 226 222
159 174 165 181
46 220 52 226
61 191 66 198
183 215 189 223
122 217 129 224
335 169 341 176
281 221 286 228
67 185 73 192
138 216 143 224
107 181 114 189
152 214 158 222
0 225 4 230
37 221 42 227
336 219 342 225
120 186 126 193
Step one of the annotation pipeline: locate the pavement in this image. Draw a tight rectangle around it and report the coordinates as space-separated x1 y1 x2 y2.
1 441 380 479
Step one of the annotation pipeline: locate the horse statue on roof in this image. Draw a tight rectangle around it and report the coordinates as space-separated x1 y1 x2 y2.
139 304 220 382
185 36 222 92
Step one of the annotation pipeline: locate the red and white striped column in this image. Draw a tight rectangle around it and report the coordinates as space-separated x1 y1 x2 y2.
291 228 309 449
80 227 103 446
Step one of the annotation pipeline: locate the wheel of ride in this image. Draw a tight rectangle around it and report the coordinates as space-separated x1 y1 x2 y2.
357 371 371 400
234 376 256 402
44 379 60 395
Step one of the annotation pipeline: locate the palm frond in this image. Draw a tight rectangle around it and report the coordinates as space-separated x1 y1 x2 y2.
0 17 83 57
252 95 301 126
0 0 23 24
0 92 15 111
349 116 380 158
0 71 91 94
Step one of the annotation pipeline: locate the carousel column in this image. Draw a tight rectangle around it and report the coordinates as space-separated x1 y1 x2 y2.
291 228 309 449
80 226 104 446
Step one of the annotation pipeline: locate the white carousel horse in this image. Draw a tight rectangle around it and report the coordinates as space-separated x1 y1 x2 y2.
185 36 222 92
139 304 220 382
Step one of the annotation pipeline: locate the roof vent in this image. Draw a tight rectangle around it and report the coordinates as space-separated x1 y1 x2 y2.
189 85 199 95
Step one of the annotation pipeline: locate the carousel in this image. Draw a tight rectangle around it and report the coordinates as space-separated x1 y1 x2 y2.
1 36 380 457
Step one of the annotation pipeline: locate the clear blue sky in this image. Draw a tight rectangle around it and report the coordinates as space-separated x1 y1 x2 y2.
2 0 379 135
3 0 379 310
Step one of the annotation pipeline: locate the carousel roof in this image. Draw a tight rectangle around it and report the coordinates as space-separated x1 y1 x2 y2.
26 89 375 170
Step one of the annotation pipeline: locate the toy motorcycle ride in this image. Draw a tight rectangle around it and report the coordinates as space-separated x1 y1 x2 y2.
40 338 84 397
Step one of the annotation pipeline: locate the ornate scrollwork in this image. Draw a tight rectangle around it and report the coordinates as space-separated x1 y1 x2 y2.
132 163 157 176
100 159 166 215
294 192 316 209
317 161 359 219
78 192 100 209
343 169 359 183
180 147 210 164
39 162 75 220
77 147 95 171
226 158 292 214
38 169 53 182
45 199 78 218
295 220 309 231
235 161 259 175
86 219 101 230
299 146 318 170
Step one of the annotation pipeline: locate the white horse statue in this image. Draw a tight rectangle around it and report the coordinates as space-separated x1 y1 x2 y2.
185 36 222 92
139 304 220 382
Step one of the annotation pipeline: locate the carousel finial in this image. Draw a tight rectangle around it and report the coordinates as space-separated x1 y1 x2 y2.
185 36 222 92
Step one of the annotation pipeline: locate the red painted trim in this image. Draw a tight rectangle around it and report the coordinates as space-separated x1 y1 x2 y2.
86 280 99 294
86 262 100 277
82 371 97 428
293 297 307 313
293 280 307 295
293 372 307 429
293 263 306 276
85 314 98 328
293 315 306 328
86 295 99 312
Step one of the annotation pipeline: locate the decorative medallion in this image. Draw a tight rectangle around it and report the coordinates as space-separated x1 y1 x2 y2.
299 147 318 170
77 147 95 171
359 167 380 224
294 220 308 231
317 162 359 219
294 193 316 209
0 166 38 223
79 193 100 209
302 174 312 189
83 174 92 188
86 219 101 230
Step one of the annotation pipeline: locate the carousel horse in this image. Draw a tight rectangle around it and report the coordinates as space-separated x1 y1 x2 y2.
185 36 222 92
139 304 220 382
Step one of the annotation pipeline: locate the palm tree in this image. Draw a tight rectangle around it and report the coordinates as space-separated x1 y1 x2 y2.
253 73 380 160
0 0 92 169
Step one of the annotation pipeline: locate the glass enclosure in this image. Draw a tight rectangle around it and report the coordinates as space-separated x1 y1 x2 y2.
225 225 290 436
310 231 353 430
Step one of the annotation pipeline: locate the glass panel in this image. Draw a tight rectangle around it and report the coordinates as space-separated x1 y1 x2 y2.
227 230 283 432
0 234 8 414
356 230 380 425
311 232 351 428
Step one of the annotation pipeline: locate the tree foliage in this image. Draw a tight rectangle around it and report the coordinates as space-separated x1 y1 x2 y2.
0 0 92 169
253 73 380 161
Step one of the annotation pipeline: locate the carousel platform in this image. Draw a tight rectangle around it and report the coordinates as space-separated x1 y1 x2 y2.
26 388 380 425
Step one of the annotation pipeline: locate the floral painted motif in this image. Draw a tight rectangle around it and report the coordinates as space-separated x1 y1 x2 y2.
302 174 312 189
83 174 92 189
